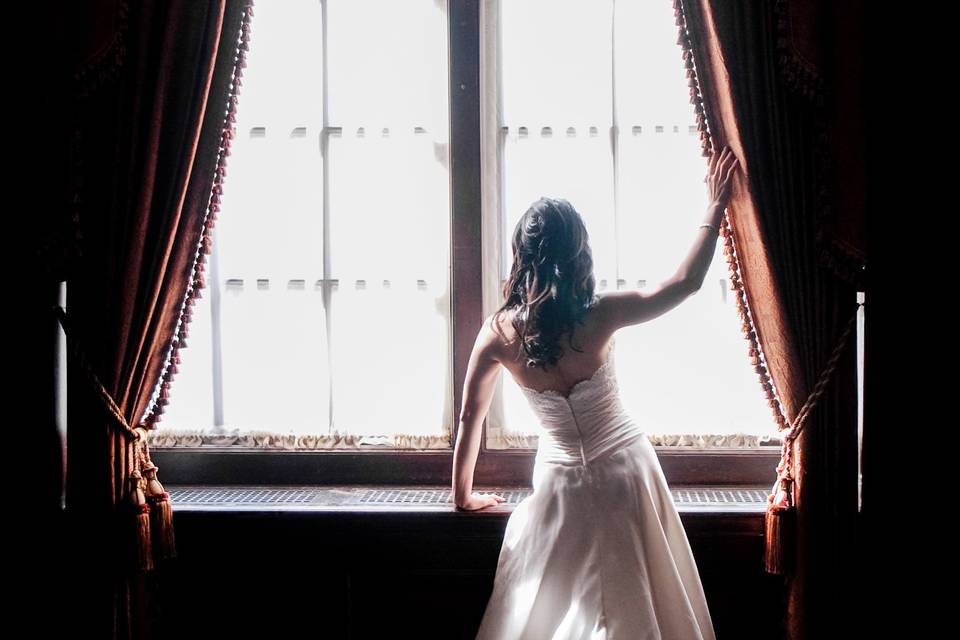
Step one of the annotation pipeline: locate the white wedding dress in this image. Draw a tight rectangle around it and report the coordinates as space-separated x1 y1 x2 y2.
475 338 716 640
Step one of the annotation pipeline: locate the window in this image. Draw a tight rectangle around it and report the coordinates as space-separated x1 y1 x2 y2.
158 0 454 449
151 0 781 486
481 0 778 450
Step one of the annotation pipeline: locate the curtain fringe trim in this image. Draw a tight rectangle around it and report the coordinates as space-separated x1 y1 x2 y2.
673 0 790 436
146 429 770 450
673 0 713 159
142 2 255 431
145 429 453 450
493 431 778 450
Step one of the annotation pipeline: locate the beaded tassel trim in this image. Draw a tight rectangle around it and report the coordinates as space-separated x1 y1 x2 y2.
142 3 255 429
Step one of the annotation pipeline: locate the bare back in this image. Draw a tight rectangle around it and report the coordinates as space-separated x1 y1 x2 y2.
491 300 616 398
487 276 697 395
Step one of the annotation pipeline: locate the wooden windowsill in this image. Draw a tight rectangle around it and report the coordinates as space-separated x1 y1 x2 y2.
152 447 780 486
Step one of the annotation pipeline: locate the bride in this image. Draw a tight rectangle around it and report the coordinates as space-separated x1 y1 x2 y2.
451 146 740 639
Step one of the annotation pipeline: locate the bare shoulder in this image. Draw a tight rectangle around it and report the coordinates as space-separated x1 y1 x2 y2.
474 310 512 365
595 278 696 330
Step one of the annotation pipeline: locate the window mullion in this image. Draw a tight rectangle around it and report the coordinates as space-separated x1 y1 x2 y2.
450 0 484 447
320 0 334 436
611 0 621 290
209 231 225 428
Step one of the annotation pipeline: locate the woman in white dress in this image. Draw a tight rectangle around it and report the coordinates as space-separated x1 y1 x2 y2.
452 147 740 639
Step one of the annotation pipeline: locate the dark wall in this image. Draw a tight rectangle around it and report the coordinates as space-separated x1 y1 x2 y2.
18 1 74 634
153 511 783 639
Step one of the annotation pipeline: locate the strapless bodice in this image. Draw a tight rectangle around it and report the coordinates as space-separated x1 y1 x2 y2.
518 341 646 468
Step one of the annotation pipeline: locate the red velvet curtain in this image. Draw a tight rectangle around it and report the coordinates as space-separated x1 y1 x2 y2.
61 1 253 637
674 0 864 637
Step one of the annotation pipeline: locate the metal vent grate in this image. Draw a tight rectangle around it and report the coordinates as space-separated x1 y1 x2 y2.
673 488 768 506
167 485 768 512
171 487 330 506
353 488 533 505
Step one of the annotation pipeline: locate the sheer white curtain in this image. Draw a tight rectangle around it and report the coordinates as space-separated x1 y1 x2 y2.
160 0 452 449
481 0 778 448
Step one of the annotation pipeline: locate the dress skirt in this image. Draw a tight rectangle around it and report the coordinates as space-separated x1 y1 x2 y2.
474 433 716 640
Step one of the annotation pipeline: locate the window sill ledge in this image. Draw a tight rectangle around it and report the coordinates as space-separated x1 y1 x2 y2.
165 484 770 516
163 485 768 542
152 447 781 486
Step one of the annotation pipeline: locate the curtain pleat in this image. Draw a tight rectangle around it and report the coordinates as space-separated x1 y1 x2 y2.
675 0 864 637
63 1 253 638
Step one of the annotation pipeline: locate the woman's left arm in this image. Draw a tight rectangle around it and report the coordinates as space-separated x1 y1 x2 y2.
452 316 506 511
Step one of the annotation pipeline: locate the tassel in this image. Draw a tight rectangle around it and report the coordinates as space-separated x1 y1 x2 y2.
764 474 795 575
143 460 177 561
126 470 154 573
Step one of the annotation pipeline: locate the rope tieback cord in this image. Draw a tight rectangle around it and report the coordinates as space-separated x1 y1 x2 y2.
775 301 861 483
52 304 149 442
53 301 178 570
764 299 862 576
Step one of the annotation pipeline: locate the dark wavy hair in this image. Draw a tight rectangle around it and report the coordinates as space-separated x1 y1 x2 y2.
492 197 599 372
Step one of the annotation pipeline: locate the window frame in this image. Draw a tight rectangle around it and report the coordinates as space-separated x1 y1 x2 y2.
151 0 782 488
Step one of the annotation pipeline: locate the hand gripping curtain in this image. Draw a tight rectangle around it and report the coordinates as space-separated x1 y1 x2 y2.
60 1 254 638
673 1 865 638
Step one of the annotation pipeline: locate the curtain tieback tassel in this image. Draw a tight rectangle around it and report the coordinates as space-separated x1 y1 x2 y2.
143 460 177 561
764 472 795 576
126 470 154 573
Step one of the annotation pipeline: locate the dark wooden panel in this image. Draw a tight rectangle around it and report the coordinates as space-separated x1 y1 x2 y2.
147 508 783 639
449 0 483 443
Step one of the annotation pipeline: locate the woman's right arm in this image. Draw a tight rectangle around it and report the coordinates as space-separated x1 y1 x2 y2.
600 146 740 332
675 146 740 289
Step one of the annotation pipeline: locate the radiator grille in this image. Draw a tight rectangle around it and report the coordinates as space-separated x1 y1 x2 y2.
167 485 768 512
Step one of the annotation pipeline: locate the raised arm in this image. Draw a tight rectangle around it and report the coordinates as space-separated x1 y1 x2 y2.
676 146 740 289
602 146 740 331
452 315 506 512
